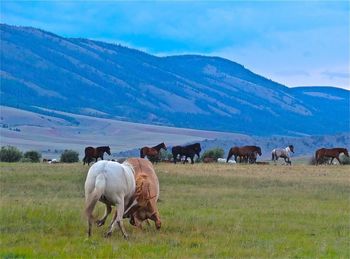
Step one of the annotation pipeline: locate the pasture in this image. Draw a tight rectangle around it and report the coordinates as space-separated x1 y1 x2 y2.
1 162 349 258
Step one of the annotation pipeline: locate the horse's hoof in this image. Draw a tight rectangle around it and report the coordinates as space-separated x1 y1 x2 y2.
104 231 112 238
96 220 105 227
123 234 129 240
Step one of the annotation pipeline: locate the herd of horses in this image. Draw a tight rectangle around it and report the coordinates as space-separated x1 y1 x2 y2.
83 144 348 238
82 143 349 166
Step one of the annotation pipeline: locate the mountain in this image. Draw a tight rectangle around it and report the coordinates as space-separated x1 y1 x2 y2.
1 24 349 136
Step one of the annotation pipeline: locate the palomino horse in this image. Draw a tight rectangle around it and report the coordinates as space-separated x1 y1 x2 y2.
226 146 262 163
140 142 167 163
83 146 111 165
272 145 294 165
315 148 349 165
123 158 161 230
172 143 201 164
84 160 135 238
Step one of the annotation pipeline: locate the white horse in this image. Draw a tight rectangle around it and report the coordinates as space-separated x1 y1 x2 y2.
84 160 136 239
271 145 294 165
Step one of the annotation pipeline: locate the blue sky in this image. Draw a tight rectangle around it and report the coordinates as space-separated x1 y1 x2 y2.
1 1 349 89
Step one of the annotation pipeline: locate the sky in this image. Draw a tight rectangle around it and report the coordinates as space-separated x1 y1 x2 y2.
1 1 349 89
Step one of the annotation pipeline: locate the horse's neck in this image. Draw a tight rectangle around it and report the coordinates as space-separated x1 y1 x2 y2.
154 144 163 151
285 147 291 153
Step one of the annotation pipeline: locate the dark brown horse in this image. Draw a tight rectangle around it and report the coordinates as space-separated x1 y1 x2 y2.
140 142 167 163
83 146 111 165
172 143 201 164
226 145 262 163
315 147 349 165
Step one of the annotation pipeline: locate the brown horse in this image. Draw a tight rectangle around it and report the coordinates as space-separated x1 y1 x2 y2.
315 148 349 165
83 146 111 165
140 143 167 163
226 145 262 163
123 158 161 230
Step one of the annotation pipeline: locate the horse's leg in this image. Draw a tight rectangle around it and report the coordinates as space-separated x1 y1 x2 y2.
190 155 194 164
83 156 86 165
330 157 334 165
96 204 112 227
105 199 128 239
335 156 341 165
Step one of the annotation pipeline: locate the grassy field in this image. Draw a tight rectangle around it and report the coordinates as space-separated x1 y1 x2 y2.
0 162 349 258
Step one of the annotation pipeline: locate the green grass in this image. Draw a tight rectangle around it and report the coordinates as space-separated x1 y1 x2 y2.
1 162 349 258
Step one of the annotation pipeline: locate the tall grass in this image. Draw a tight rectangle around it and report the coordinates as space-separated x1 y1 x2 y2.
0 162 349 258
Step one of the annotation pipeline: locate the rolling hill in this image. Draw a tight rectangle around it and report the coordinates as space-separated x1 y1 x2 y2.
0 24 349 136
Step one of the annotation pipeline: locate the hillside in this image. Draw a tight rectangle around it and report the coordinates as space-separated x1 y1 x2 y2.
0 24 349 135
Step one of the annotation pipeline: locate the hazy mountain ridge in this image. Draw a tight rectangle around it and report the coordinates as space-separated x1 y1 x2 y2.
1 24 349 135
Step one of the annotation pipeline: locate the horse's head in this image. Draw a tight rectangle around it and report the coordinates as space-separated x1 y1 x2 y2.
289 145 294 153
257 147 262 156
161 142 167 151
106 146 111 155
194 144 202 156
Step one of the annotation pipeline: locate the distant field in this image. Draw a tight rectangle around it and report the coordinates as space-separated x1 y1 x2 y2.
1 162 349 258
0 106 246 158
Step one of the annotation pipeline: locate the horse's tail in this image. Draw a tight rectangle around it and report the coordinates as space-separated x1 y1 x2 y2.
271 150 275 161
226 149 232 163
315 150 319 165
85 174 106 236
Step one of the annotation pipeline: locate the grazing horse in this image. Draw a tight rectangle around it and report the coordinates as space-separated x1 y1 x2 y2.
226 146 262 163
140 142 167 163
272 145 294 165
123 158 161 230
315 148 349 165
84 160 135 239
83 146 111 165
172 143 201 164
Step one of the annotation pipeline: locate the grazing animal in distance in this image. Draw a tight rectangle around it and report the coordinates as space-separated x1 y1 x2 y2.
272 145 294 165
83 146 111 165
84 160 135 239
123 158 161 230
226 146 262 163
140 142 167 163
172 143 201 164
315 147 349 165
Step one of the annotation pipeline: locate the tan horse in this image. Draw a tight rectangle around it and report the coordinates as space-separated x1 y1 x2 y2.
124 158 161 230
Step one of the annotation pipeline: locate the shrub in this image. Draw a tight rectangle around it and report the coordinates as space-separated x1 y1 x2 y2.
159 150 173 161
0 146 23 162
308 156 329 165
60 150 79 163
23 150 41 163
339 153 350 165
201 147 225 162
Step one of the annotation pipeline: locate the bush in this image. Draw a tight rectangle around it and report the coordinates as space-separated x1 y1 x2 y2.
339 153 350 165
201 147 225 161
159 150 173 161
0 146 23 162
23 150 41 163
309 156 329 165
60 150 79 163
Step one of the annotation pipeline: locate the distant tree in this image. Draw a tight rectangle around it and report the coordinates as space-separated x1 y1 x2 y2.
60 150 79 163
23 150 41 163
201 147 225 162
0 146 23 162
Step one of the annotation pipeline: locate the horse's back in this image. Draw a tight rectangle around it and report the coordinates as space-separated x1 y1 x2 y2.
85 161 135 203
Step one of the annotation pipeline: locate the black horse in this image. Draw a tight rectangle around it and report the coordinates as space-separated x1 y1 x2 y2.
172 143 201 164
83 146 111 165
